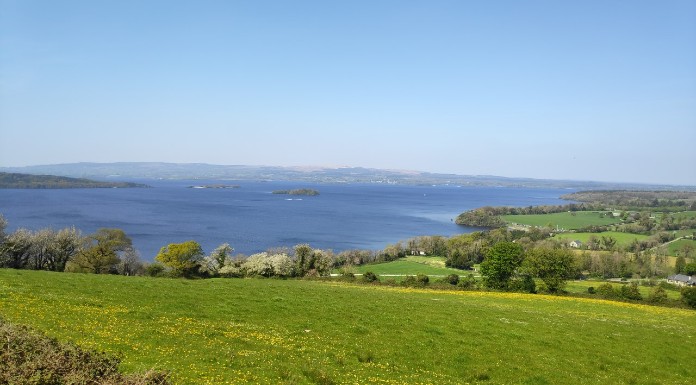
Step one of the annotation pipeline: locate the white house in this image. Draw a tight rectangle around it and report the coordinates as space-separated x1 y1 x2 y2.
667 274 696 287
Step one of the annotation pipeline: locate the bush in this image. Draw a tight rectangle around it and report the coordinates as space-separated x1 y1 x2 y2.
619 282 642 301
596 283 618 298
416 274 430 285
681 286 696 309
361 271 378 283
0 317 169 384
144 262 166 277
457 274 478 290
587 286 596 294
510 274 536 293
445 274 460 286
402 275 417 287
648 286 668 303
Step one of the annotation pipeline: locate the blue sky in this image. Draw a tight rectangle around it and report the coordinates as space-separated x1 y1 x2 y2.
1 0 695 185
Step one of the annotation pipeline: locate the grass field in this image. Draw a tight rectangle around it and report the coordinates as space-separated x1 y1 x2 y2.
1 269 695 385
554 231 649 247
564 280 682 300
345 256 468 277
666 238 696 257
671 211 696 220
503 211 621 230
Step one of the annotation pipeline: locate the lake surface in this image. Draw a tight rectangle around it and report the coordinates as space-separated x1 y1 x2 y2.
0 180 573 260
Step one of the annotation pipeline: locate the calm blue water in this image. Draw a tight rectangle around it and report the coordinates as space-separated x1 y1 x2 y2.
0 180 572 260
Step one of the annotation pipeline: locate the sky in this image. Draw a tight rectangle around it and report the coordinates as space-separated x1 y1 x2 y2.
1 1 695 186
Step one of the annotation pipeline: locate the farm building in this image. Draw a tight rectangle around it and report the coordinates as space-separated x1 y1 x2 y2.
569 240 583 248
667 274 696 286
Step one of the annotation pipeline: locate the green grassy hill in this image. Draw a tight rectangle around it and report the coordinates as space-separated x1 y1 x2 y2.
503 211 621 230
554 231 650 248
1 269 694 384
346 256 468 277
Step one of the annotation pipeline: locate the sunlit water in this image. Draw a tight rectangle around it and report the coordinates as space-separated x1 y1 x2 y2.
0 180 572 260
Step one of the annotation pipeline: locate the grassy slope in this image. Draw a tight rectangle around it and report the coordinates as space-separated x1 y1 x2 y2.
564 280 682 300
554 231 649 247
667 238 696 256
1 269 695 385
502 211 621 230
349 256 468 276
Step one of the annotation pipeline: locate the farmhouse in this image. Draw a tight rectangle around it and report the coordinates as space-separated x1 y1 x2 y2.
569 240 583 248
667 274 696 286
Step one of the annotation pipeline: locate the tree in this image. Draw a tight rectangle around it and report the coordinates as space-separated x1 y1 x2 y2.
480 241 524 290
0 228 33 268
155 240 204 277
523 247 576 293
675 256 686 274
65 228 131 274
200 243 233 276
0 214 7 240
681 286 696 309
242 253 274 277
117 246 144 276
684 262 696 276
294 244 313 276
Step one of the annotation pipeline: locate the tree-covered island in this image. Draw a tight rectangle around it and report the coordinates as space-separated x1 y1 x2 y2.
272 188 320 196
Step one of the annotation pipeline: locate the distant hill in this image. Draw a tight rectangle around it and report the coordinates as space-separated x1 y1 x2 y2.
0 172 149 189
1 162 694 190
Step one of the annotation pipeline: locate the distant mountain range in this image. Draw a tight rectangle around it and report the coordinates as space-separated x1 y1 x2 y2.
1 162 693 190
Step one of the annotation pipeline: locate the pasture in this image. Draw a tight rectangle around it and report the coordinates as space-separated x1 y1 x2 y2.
346 256 468 277
564 280 682 300
503 211 621 230
1 269 695 385
554 231 649 247
666 238 696 257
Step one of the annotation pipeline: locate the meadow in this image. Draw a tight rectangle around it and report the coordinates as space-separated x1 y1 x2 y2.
553 231 650 248
344 256 469 277
1 269 695 385
666 238 696 256
502 211 621 230
564 280 682 300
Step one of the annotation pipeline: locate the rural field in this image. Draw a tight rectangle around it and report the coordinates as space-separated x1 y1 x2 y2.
666 238 696 256
343 256 469 277
502 211 621 230
564 280 682 300
553 231 650 248
1 269 695 384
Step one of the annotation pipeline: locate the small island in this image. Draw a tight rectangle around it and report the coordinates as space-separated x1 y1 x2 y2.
0 172 150 189
272 188 320 196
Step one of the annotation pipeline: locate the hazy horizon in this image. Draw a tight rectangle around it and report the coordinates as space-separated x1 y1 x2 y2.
1 1 694 185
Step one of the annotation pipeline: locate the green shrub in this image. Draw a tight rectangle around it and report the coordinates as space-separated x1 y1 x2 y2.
0 317 169 385
402 275 417 287
681 286 696 309
619 282 642 301
416 274 430 285
587 286 596 294
144 262 166 277
457 274 478 290
596 283 618 298
648 286 668 303
361 271 378 283
511 274 536 293
445 274 460 285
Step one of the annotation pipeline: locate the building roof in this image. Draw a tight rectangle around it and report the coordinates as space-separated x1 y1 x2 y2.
667 274 695 284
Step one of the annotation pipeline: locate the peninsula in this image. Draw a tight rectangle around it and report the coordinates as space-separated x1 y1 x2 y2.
0 172 149 189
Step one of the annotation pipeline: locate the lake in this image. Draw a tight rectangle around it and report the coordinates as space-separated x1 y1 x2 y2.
0 180 572 260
